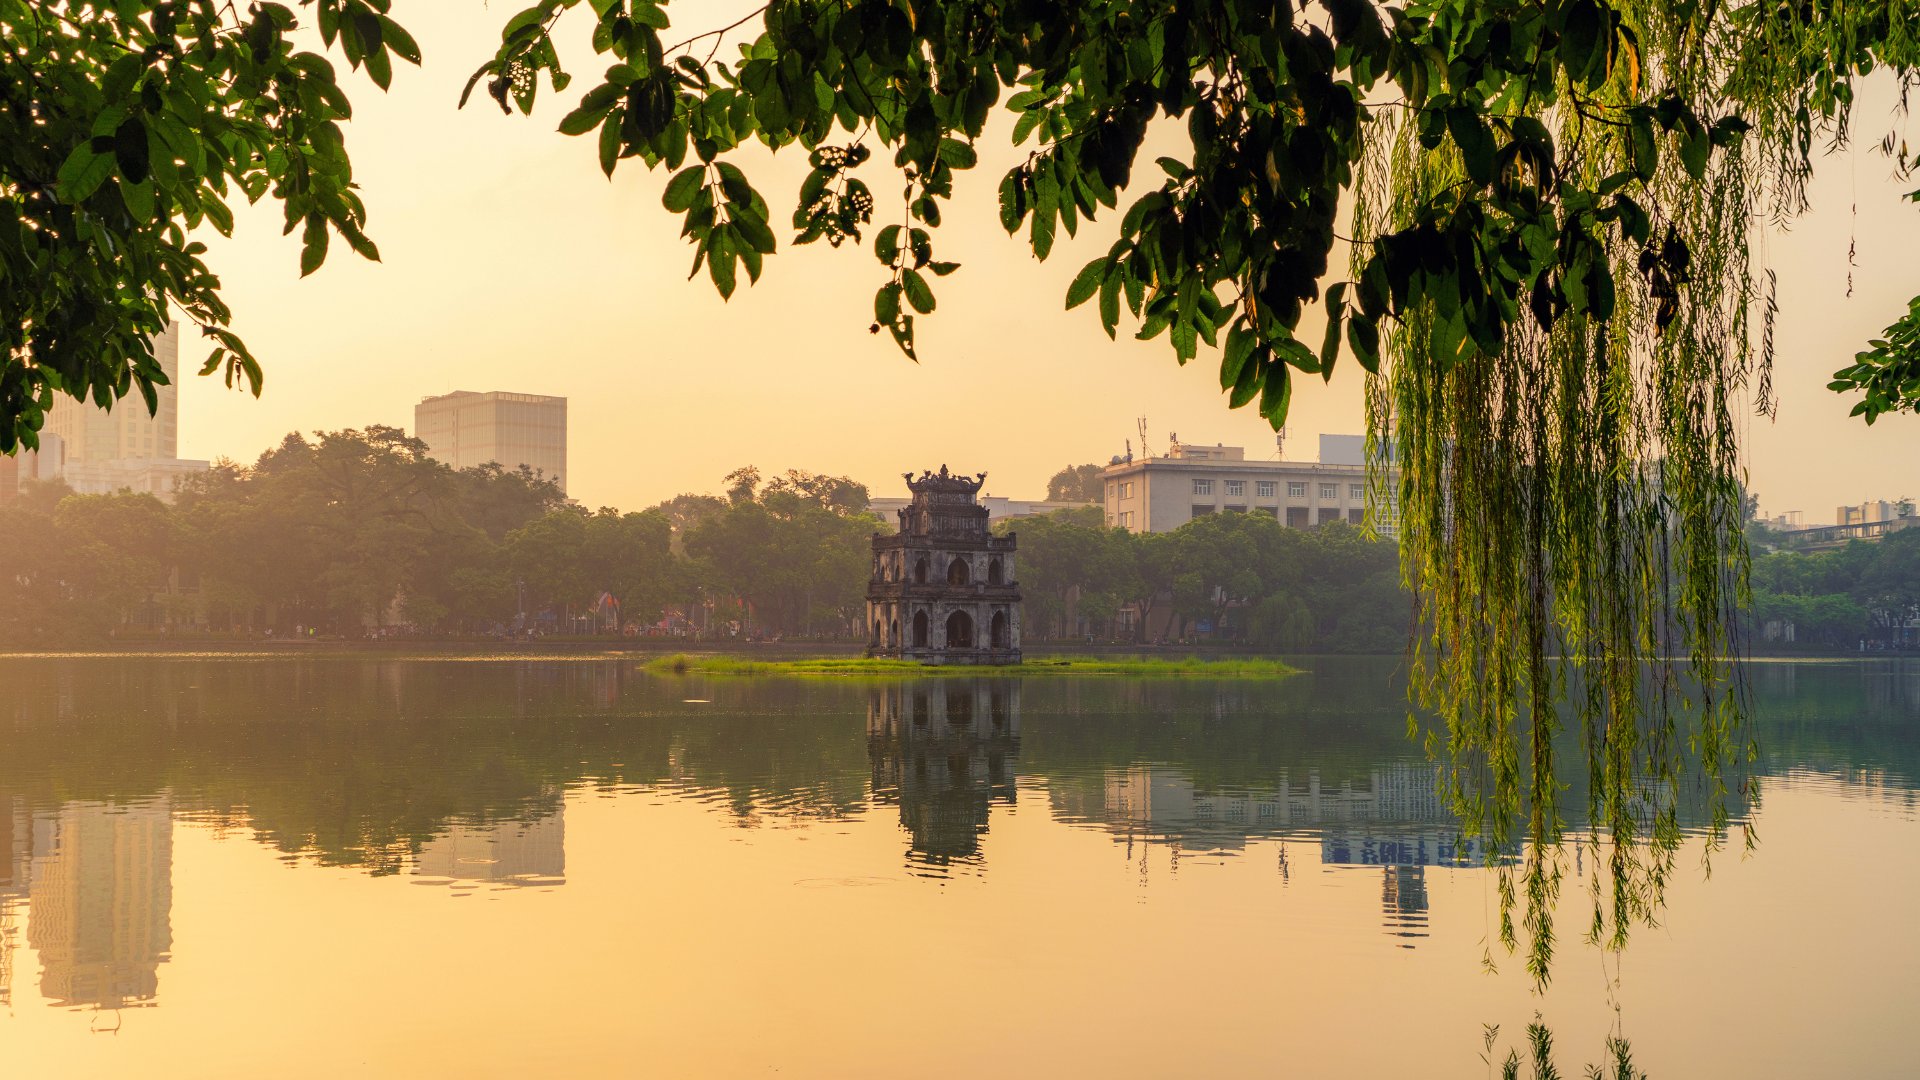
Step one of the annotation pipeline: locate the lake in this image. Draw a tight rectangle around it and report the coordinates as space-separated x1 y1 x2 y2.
0 655 1913 1078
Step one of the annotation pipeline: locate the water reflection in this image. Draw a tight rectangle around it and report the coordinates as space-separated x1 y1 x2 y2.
0 655 1913 1032
6 798 173 1013
412 801 566 890
866 681 1020 873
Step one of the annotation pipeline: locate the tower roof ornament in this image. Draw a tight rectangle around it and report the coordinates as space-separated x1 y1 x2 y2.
904 465 987 495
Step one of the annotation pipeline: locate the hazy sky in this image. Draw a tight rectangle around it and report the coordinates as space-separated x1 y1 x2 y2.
177 4 1920 520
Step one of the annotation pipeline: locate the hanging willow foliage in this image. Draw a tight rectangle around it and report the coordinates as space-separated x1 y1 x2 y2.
1358 0 1759 986
1357 0 1913 984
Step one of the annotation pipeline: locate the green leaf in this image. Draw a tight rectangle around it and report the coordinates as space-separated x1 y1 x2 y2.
997 171 1026 233
120 179 154 223
559 101 611 136
903 268 936 314
1629 112 1657 182
300 215 329 277
1678 120 1710 180
1221 322 1256 390
1259 362 1293 426
379 15 422 64
1319 282 1347 380
1447 106 1494 186
731 209 776 254
1228 348 1263 408
875 281 901 325
598 109 623 176
1066 258 1106 309
56 147 114 201
876 224 902 266
707 230 736 298
1346 316 1380 373
663 165 705 211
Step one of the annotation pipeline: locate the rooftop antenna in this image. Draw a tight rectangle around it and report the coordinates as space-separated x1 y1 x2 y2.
1136 416 1152 459
1274 426 1289 460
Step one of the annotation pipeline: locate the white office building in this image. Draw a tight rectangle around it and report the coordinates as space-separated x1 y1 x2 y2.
414 390 568 492
38 324 209 500
1101 434 1397 536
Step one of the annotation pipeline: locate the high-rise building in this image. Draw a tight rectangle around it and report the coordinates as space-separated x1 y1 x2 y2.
37 324 209 501
414 390 568 492
44 324 181 462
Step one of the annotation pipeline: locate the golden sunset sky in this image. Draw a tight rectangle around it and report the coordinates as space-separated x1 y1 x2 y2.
178 3 1920 519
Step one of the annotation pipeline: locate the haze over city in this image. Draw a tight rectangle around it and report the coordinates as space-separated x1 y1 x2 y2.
8 3 1920 1077
163 3 1920 517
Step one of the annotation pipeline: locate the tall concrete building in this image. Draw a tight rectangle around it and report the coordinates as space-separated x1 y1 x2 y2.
1100 433 1397 536
38 323 210 500
414 390 568 492
44 325 180 462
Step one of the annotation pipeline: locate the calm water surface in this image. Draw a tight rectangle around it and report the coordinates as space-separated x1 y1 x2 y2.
0 656 1914 1078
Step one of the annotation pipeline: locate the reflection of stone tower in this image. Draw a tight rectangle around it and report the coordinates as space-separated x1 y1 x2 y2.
413 804 566 887
867 681 1021 866
866 466 1022 664
28 798 174 1010
1380 865 1430 943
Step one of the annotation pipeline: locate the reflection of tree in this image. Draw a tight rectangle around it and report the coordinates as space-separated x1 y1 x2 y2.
0 659 870 874
866 681 1021 870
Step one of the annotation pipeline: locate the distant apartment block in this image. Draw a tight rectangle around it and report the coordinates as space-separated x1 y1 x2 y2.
36 324 209 500
1778 497 1919 550
866 494 1094 523
1101 434 1397 536
415 390 568 492
1837 499 1914 527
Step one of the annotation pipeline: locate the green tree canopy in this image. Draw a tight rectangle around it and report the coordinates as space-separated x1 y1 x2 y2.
1044 463 1106 502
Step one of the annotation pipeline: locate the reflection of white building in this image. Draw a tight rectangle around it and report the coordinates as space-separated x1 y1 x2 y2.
413 809 565 887
27 798 174 1009
1068 763 1490 865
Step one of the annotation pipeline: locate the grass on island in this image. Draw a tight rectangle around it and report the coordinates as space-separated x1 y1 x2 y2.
643 653 1298 678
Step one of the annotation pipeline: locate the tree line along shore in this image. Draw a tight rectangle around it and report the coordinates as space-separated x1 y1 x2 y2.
1 426 1914 654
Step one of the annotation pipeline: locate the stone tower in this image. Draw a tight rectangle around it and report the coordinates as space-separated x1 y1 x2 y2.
867 466 1022 664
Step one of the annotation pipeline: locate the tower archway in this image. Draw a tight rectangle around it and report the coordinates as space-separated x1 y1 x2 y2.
946 610 974 649
947 557 971 586
912 610 929 647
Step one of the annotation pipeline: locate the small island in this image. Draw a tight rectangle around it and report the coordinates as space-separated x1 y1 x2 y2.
644 654 1299 678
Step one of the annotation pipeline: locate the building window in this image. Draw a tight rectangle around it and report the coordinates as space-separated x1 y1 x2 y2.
1320 483 1337 499
1119 510 1134 528
1225 479 1245 496
1286 507 1309 528
1318 508 1340 525
1192 479 1213 496
1350 483 1364 499
1224 505 1247 514
1256 481 1277 498
1348 508 1364 525
1119 481 1134 499
1287 482 1306 498
1191 505 1215 519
